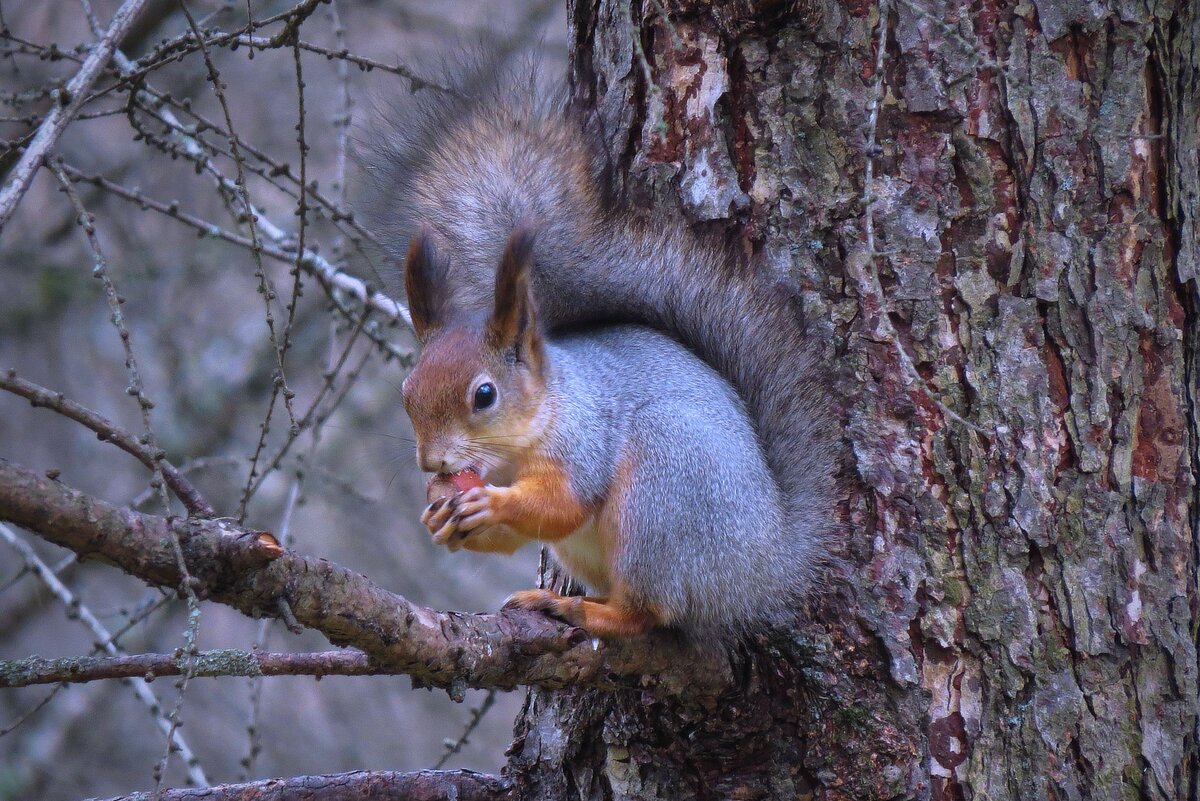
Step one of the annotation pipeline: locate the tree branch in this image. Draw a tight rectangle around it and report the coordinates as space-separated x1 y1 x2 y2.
84 769 512 801
0 457 731 696
0 523 209 786
10 3 413 331
0 649 382 688
58 164 412 349
0 370 214 517
0 0 151 232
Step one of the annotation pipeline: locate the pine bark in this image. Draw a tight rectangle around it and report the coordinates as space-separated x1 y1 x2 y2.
506 1 1200 799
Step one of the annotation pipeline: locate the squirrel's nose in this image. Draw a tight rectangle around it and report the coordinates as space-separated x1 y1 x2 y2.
417 447 447 474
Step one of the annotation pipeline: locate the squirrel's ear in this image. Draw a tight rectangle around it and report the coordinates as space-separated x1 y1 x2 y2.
487 227 542 363
403 229 449 343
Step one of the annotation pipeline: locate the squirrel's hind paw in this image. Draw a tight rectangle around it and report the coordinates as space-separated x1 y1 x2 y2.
504 588 567 614
504 590 657 638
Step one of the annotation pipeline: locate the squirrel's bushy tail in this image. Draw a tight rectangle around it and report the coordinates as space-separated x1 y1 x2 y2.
367 69 840 600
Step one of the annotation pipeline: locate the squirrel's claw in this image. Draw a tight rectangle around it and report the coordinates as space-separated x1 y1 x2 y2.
423 495 461 547
422 495 455 526
422 487 497 552
447 486 497 546
431 519 461 549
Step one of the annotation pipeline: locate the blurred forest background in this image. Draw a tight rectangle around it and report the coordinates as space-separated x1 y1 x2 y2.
0 2 564 799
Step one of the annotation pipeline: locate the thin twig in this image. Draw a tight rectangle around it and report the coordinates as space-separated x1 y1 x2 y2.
94 15 454 99
177 0 299 464
131 87 386 266
0 648 377 688
234 34 451 91
46 162 222 517
0 371 214 516
244 308 371 500
0 0 150 232
273 39 309 408
130 458 242 509
239 476 303 779
434 690 497 769
56 164 411 360
55 126 207 791
98 593 176 651
0 524 208 787
47 2 408 337
0 685 62 738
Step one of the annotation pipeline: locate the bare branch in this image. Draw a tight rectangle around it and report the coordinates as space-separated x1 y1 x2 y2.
0 524 209 786
26 4 412 335
58 164 412 344
0 371 214 517
177 0 300 448
239 34 453 91
434 689 497 769
47 159 195 520
0 648 379 688
84 769 512 801
0 457 732 696
0 0 151 232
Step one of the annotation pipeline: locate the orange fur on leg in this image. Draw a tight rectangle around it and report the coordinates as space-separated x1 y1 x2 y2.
485 456 591 541
425 455 590 551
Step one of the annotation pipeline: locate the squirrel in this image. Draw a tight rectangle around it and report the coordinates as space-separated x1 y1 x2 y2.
369 70 841 639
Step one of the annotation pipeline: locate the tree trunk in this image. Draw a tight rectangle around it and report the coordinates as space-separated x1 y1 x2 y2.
506 1 1199 799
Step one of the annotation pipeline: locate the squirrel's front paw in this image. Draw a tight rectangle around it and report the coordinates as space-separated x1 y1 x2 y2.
422 486 502 552
421 494 461 548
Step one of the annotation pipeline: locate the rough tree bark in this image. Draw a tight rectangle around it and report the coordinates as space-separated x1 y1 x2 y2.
506 1 1199 799
2 2 1194 799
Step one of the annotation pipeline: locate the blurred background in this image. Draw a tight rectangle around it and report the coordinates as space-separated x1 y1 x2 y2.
0 2 565 798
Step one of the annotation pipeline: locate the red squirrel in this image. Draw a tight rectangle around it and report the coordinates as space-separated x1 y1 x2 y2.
375 73 840 639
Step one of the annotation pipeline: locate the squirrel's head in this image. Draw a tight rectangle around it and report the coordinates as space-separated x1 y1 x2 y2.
401 227 547 480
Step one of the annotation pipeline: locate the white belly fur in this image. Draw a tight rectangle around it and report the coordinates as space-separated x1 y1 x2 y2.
551 519 611 593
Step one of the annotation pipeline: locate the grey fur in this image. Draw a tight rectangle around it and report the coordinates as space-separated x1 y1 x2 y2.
368 66 841 635
544 326 792 635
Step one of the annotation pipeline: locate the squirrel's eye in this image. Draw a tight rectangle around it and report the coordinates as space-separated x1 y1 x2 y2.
473 382 497 411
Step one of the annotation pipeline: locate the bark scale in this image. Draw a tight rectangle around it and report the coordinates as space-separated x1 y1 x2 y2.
506 2 1200 799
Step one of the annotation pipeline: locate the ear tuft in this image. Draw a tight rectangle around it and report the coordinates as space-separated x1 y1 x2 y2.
488 226 541 360
404 228 450 343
